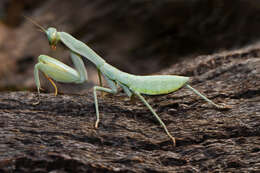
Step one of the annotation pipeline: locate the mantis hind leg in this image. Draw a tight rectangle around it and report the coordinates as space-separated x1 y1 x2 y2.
186 84 230 109
93 75 117 128
133 91 176 147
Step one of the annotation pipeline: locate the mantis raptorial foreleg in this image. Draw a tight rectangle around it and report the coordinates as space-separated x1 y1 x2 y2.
43 73 58 96
70 52 88 82
33 52 88 104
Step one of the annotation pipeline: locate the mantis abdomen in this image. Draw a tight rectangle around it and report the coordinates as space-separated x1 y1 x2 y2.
128 75 189 95
100 62 189 95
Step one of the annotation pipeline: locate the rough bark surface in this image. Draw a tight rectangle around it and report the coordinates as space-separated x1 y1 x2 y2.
0 43 259 172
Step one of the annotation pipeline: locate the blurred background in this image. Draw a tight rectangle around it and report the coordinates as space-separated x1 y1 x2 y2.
0 0 260 94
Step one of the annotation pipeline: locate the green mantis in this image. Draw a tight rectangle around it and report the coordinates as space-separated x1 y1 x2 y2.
29 19 229 147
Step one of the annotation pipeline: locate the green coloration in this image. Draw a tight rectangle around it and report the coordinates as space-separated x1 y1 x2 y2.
46 27 60 46
59 31 105 68
33 26 229 147
34 53 87 93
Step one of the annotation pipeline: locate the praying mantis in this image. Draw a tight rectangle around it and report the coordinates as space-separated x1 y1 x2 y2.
28 18 229 147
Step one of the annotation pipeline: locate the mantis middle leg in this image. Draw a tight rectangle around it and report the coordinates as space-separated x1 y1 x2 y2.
93 75 118 128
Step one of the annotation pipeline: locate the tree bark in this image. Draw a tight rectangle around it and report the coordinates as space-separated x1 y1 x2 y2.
0 43 259 172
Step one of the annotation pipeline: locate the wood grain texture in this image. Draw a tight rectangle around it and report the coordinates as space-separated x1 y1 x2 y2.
0 44 259 172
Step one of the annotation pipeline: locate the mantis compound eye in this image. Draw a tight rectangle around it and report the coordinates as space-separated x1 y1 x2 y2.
46 27 60 50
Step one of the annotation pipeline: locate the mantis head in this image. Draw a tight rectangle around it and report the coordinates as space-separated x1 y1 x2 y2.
24 16 60 50
46 27 60 50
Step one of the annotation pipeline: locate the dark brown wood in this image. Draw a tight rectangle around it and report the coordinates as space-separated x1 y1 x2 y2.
0 44 259 172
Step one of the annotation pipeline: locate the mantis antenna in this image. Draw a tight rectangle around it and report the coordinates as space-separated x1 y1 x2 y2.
23 15 46 33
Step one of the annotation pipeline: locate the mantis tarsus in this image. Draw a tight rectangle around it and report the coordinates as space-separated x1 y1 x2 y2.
30 18 230 147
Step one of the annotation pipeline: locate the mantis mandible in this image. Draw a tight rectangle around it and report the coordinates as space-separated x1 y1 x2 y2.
29 18 229 147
